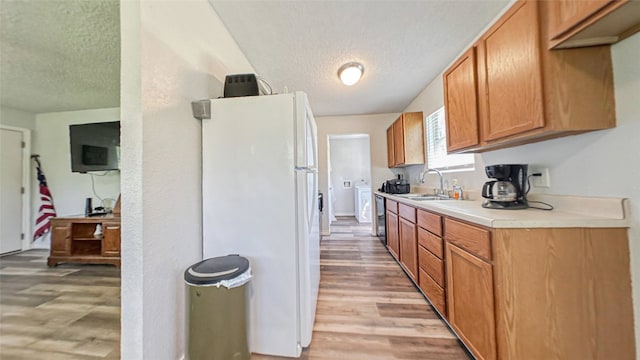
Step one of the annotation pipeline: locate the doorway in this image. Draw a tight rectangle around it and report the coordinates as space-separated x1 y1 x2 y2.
1 126 31 254
327 134 373 235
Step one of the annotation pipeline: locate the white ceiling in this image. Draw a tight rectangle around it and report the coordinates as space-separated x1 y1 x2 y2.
0 0 510 117
209 0 510 116
0 0 120 114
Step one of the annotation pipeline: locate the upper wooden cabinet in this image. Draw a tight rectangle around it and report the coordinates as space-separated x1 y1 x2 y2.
548 0 640 49
392 119 405 165
386 112 425 167
479 1 545 142
444 0 616 153
443 47 480 152
386 126 395 167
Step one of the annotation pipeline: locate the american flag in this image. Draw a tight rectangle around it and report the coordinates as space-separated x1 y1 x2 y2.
33 157 57 241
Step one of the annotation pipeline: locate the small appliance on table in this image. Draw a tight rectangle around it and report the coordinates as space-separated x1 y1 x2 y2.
381 175 410 194
481 164 528 210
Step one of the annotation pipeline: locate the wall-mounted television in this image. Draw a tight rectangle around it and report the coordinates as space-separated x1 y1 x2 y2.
69 121 121 173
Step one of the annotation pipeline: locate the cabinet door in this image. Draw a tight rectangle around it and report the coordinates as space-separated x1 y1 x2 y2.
386 126 395 167
478 0 544 142
402 112 426 165
51 222 71 256
419 268 446 316
386 211 399 259
548 0 614 39
446 242 496 360
444 47 480 151
418 245 444 287
399 217 418 281
392 117 405 165
102 222 121 257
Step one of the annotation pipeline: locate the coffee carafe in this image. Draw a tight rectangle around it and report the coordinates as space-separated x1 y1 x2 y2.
481 164 528 210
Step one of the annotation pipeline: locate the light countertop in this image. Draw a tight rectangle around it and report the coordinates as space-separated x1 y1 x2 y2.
376 191 630 229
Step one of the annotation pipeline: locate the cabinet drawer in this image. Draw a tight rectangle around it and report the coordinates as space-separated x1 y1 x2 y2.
417 209 442 236
445 218 492 261
419 245 444 287
398 203 416 223
419 268 446 316
386 199 398 214
418 227 443 259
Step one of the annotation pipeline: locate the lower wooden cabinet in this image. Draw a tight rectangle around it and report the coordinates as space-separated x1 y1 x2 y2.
399 217 418 281
381 196 635 360
418 268 446 315
492 227 635 359
48 216 121 267
446 242 496 360
50 221 71 257
102 222 121 257
386 211 399 260
418 245 444 287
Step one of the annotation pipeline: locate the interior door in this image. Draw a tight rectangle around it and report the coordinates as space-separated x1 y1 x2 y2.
1 128 24 254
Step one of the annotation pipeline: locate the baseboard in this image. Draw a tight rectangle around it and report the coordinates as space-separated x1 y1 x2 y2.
334 212 355 217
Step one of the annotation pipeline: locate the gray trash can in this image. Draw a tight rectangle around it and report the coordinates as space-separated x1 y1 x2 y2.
184 255 251 360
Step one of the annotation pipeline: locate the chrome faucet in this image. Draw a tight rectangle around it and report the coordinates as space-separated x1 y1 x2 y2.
420 168 445 195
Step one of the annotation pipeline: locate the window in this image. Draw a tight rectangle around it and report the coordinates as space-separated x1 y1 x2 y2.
425 107 474 171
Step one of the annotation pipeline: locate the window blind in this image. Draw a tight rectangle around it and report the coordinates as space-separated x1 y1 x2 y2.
425 107 475 171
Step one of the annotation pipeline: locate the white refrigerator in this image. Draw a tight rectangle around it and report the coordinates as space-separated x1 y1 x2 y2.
202 92 320 358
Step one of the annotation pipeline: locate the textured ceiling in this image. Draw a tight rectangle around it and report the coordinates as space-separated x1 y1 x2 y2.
209 0 510 116
0 0 509 117
0 0 120 114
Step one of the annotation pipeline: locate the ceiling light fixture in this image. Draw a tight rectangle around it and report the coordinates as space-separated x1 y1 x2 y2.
338 62 364 86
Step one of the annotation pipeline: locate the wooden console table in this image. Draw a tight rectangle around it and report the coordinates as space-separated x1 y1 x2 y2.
48 215 121 267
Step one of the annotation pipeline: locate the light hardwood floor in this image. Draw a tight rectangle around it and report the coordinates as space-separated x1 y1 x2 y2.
0 249 120 359
254 216 470 359
1 217 469 359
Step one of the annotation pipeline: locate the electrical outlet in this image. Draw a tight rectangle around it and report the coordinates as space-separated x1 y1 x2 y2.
531 168 550 188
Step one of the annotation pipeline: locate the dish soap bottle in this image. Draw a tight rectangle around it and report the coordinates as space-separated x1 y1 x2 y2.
452 179 463 200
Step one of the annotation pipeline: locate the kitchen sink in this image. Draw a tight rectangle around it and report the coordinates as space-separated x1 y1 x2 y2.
395 193 453 201
410 195 453 201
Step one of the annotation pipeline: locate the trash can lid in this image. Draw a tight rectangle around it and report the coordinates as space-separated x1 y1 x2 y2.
184 255 250 285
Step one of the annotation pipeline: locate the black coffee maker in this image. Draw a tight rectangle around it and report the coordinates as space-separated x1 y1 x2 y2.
481 164 528 210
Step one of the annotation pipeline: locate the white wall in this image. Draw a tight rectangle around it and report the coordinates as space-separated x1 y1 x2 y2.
0 106 36 130
317 113 399 234
31 108 121 248
402 72 487 195
402 33 640 353
120 0 254 358
329 136 371 217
